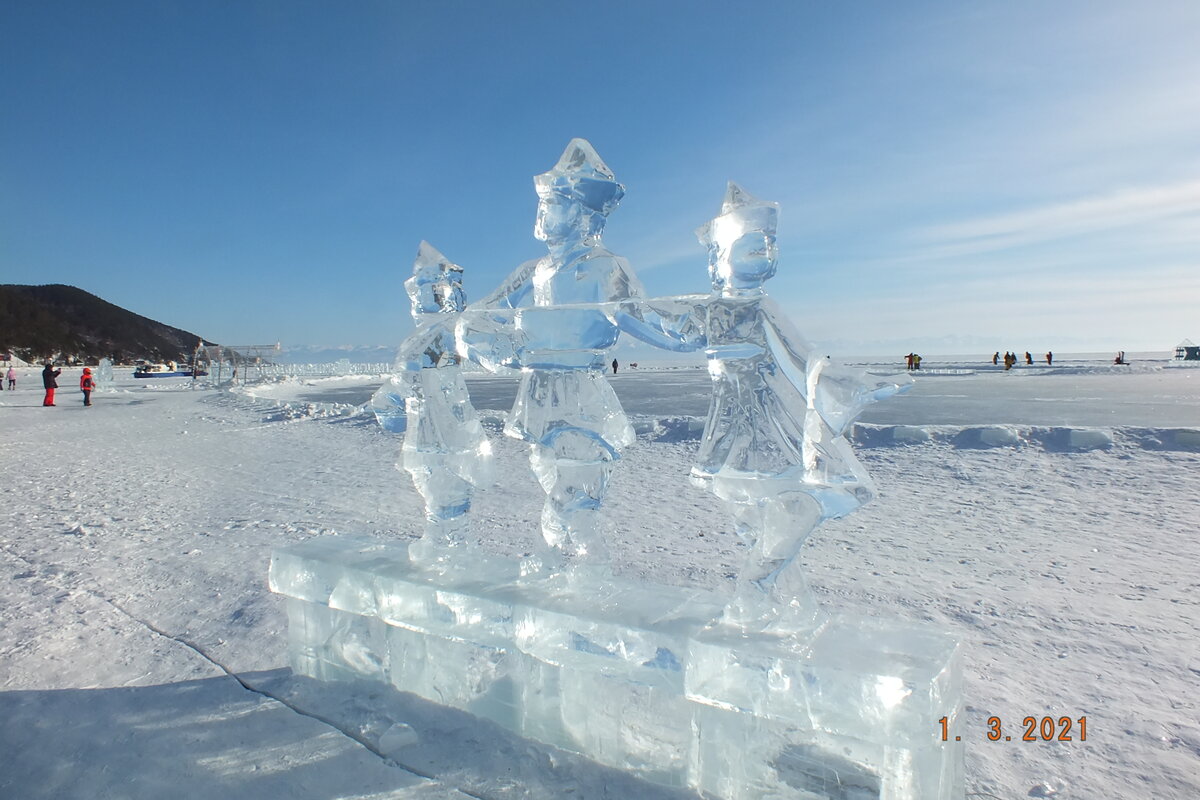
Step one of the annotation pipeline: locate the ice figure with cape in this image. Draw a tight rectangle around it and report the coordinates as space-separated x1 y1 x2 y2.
692 183 907 633
371 241 493 569
457 139 702 575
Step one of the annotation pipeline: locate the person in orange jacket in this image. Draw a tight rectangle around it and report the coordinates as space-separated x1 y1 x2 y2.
80 367 95 407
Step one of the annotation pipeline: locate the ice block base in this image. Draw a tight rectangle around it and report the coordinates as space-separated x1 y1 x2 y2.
270 537 964 799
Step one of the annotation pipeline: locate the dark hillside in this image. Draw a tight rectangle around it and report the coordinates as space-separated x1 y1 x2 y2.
0 284 211 363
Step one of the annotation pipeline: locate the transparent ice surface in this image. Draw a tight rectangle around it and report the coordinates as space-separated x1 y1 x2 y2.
371 241 492 568
271 537 964 800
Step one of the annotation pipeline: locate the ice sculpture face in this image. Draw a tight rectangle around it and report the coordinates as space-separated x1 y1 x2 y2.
534 192 591 244
697 182 779 293
406 240 466 320
533 138 624 245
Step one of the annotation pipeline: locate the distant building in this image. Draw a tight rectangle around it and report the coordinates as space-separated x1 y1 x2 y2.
1176 339 1200 361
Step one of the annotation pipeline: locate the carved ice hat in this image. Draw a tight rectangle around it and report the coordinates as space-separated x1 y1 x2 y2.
405 240 465 318
696 182 780 289
696 182 779 249
533 138 625 215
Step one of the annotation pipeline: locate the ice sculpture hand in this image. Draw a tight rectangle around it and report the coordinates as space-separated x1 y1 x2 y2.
610 296 709 353
456 306 525 372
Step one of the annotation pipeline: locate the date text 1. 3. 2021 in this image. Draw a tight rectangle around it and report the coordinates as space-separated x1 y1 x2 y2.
939 716 1087 742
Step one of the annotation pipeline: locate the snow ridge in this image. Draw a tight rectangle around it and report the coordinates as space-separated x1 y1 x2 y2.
631 416 1200 454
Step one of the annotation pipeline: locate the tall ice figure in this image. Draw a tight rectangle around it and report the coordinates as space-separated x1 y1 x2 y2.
456 139 644 574
692 182 908 632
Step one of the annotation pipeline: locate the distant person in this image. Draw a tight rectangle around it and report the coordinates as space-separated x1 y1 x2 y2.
992 352 999 366
80 368 94 407
913 353 922 370
1045 351 1053 365
611 358 618 374
6 366 14 390
1114 350 1126 365
1024 351 1032 365
1003 352 1014 371
42 362 61 406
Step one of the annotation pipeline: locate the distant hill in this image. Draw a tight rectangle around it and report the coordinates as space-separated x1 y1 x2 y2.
0 284 211 364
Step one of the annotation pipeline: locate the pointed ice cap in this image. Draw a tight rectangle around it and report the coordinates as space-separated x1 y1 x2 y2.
406 240 465 318
549 138 617 182
697 182 780 249
719 181 757 215
410 240 462 283
534 138 625 214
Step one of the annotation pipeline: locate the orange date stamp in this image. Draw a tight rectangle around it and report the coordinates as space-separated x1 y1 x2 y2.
939 715 1088 742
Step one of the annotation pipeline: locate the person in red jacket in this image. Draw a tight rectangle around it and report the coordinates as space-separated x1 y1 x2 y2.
80 367 95 407
42 362 61 406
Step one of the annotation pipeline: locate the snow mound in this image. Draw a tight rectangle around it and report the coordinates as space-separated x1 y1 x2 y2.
854 425 931 446
627 418 1200 456
1123 428 1200 452
847 423 1200 454
1037 427 1113 452
952 426 1022 449
264 402 363 422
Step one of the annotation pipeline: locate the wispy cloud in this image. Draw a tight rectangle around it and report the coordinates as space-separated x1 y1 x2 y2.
912 178 1200 260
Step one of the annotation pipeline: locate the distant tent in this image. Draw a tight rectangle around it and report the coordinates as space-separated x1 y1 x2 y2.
1176 339 1200 361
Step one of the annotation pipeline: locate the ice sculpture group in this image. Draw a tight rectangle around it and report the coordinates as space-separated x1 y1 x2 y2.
273 140 964 800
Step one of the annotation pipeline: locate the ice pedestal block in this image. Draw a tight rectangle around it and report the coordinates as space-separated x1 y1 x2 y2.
271 537 964 800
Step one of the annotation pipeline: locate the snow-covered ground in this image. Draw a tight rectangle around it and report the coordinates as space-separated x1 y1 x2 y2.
1 359 1198 799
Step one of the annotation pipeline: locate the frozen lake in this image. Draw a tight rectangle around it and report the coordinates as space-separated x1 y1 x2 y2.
3 361 1199 799
289 362 1200 427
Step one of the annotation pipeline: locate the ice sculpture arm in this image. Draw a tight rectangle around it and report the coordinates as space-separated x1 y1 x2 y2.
474 258 538 309
610 295 709 353
395 321 458 373
453 258 538 372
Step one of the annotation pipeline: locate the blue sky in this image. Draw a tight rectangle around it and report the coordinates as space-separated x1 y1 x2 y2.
3 0 1198 354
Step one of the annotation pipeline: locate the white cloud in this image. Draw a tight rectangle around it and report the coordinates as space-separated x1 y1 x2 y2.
909 178 1200 260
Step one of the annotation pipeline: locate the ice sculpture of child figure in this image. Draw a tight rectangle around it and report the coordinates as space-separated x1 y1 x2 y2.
457 139 696 576
371 241 493 570
693 183 906 634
